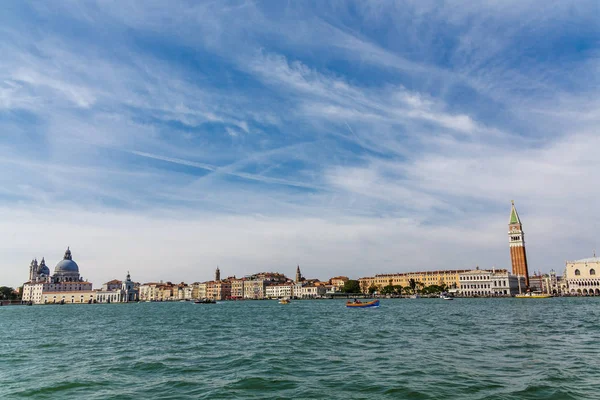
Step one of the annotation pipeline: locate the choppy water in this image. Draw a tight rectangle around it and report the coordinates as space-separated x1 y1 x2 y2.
1 298 600 399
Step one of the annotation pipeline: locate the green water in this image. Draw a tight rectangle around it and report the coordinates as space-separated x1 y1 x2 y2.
1 298 599 399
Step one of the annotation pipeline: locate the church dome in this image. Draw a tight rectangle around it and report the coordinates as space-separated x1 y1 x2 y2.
54 247 80 274
39 259 50 276
55 259 79 273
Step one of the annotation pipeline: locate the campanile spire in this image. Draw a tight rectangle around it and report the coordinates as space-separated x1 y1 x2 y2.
508 201 529 287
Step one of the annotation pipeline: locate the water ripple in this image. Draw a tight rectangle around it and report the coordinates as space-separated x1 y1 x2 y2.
2 298 600 399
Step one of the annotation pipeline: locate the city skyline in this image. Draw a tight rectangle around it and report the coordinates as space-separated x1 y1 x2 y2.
1 1 599 287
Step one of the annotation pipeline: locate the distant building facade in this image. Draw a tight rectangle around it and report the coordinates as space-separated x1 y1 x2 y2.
359 269 470 294
95 272 139 303
296 285 326 299
265 284 293 299
244 279 266 299
542 270 562 295
22 248 94 304
564 255 600 296
195 282 207 299
230 278 245 299
457 268 525 297
329 276 349 288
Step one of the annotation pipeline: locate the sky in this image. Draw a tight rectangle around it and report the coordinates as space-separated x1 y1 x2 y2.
1 0 599 288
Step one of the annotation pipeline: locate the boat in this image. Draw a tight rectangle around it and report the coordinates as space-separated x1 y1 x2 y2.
194 298 216 304
279 298 290 304
346 299 380 308
440 293 453 300
515 291 552 299
409 294 421 299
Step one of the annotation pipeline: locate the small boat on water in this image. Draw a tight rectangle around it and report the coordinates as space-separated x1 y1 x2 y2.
346 299 380 308
409 294 421 299
194 298 216 304
440 293 453 300
279 298 290 304
515 291 552 299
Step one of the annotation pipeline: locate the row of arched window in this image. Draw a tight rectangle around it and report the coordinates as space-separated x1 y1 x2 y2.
571 281 600 286
574 269 596 276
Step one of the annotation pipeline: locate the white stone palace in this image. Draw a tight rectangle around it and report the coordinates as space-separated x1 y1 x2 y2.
95 272 139 303
22 247 94 304
564 254 600 296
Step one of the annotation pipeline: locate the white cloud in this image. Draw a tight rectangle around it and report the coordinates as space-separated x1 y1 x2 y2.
0 205 513 288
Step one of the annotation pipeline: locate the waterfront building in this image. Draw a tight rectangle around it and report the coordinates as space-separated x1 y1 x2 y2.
508 201 530 287
139 282 170 301
41 290 96 304
359 269 469 294
296 285 326 299
96 272 139 303
205 280 231 300
541 270 562 295
214 281 231 300
22 248 94 304
194 282 207 299
159 284 175 301
358 276 375 293
139 283 157 301
528 274 544 292
170 282 191 300
206 281 216 299
244 279 266 299
457 268 525 297
324 284 340 294
230 278 245 299
180 284 193 300
103 279 123 291
293 282 304 298
564 254 600 295
329 276 349 288
265 283 293 299
190 282 200 299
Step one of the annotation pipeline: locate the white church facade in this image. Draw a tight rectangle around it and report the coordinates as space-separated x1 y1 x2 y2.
22 248 138 304
22 248 94 304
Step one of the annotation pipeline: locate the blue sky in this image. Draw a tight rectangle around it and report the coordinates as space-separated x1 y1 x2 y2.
1 0 599 287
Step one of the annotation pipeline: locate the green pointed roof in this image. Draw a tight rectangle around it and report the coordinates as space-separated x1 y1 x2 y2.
509 200 521 225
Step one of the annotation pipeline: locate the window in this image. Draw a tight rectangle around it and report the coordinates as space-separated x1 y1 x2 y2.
591 269 596 276
575 269 581 276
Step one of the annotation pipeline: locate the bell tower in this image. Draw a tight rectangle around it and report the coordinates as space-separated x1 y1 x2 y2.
215 266 220 282
508 201 530 287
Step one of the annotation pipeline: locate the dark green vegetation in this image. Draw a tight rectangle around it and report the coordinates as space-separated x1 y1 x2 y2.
372 279 448 296
341 280 361 293
0 286 20 300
